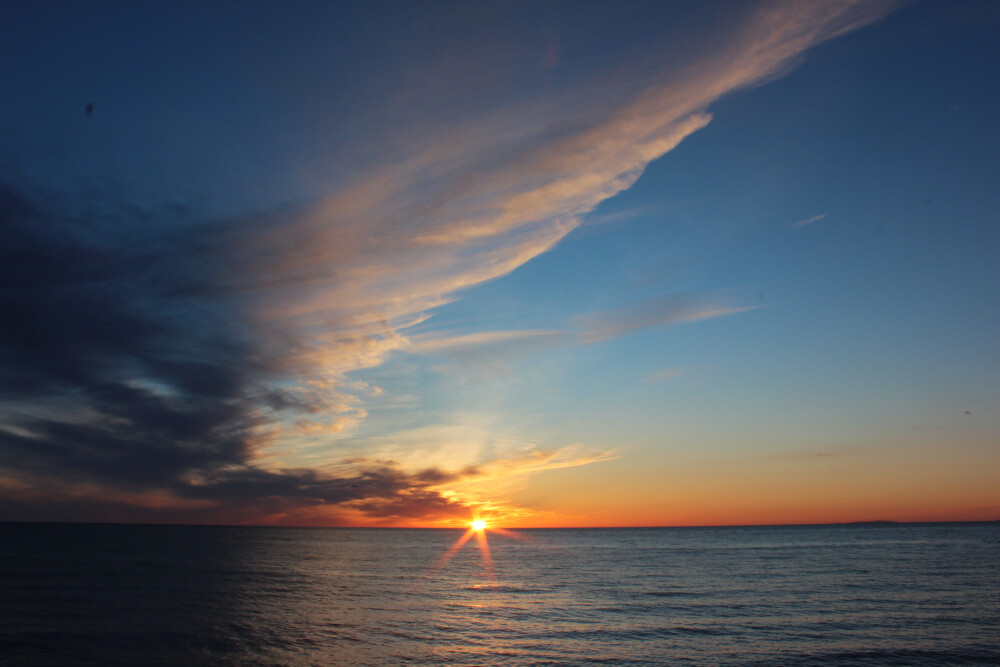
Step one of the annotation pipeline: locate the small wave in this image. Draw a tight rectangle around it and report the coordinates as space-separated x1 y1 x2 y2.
518 625 726 641
462 584 549 593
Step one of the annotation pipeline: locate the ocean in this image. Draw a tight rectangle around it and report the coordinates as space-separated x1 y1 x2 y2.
1 522 997 666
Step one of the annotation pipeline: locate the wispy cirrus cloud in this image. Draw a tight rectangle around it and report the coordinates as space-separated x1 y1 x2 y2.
792 213 827 228
403 293 749 376
408 330 569 355
0 0 898 524
409 330 571 379
576 293 755 344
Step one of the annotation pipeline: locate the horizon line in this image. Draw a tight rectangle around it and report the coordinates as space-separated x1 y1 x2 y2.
3 518 998 530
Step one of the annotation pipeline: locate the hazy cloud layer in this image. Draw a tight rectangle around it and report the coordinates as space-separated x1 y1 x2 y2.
0 1 897 524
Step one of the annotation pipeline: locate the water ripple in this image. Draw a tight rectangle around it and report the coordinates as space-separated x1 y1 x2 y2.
1 523 997 666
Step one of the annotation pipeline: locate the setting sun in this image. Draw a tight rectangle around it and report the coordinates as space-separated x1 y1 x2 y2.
471 520 487 531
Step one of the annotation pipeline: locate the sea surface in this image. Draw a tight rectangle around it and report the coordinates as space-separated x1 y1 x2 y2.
1 522 998 666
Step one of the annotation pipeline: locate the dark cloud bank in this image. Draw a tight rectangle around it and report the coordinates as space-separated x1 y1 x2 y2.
0 178 469 525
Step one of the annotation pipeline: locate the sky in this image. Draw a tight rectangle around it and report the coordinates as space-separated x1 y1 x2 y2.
1 0 998 527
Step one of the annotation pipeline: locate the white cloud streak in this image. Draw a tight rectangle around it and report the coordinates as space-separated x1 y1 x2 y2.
792 213 827 228
408 330 568 355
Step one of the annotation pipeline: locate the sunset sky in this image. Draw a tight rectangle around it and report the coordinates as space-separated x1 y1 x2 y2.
1 0 998 527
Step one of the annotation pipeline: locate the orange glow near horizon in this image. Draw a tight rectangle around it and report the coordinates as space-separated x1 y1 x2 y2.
456 502 1000 529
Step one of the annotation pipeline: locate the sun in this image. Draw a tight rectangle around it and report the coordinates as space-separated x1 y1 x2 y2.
430 519 532 575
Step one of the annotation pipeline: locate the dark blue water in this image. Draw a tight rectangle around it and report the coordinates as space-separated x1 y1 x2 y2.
1 523 998 666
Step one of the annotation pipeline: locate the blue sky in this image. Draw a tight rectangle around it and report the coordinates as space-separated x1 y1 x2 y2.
0 1 997 526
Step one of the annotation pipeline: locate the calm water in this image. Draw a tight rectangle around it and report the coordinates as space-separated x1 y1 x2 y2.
1 523 997 666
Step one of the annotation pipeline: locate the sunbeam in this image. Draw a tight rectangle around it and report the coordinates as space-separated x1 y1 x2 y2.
474 527 494 579
428 517 521 578
430 528 476 571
